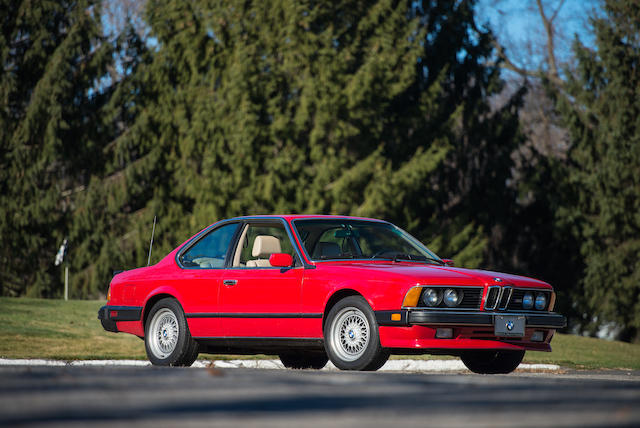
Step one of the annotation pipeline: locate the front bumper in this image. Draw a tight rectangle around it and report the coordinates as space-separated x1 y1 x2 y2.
375 309 566 352
376 309 566 328
98 305 143 333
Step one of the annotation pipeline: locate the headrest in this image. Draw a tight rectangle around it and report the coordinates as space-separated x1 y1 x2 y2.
252 235 282 258
314 242 341 259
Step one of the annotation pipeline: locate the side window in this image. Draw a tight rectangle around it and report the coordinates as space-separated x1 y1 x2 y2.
179 223 239 268
233 223 295 267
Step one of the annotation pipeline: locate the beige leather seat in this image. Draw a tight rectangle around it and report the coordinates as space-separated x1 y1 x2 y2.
246 235 281 267
191 257 224 268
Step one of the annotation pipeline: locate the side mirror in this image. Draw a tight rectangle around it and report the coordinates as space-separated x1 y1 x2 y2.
269 253 294 268
442 258 454 267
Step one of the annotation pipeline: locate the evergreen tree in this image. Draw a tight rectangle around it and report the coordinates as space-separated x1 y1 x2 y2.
0 0 113 296
67 24 152 297
555 0 640 341
71 0 523 297
328 1 524 267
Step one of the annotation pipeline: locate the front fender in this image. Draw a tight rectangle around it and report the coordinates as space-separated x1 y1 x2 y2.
302 270 415 314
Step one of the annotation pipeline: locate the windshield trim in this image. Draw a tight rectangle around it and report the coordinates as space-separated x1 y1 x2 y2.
290 218 442 264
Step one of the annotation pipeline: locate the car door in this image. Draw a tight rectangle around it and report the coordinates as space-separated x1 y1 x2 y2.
176 221 240 338
218 220 306 338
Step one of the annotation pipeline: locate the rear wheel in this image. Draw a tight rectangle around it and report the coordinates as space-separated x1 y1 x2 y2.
461 350 525 374
279 351 328 369
324 296 389 371
145 298 199 366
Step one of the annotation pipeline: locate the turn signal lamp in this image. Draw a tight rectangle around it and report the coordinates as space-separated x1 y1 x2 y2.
402 287 422 307
548 292 556 311
107 285 111 302
391 313 401 321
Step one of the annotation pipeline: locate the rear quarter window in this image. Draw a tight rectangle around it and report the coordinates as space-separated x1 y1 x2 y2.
179 223 239 268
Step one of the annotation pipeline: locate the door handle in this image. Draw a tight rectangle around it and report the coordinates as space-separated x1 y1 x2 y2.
223 279 238 286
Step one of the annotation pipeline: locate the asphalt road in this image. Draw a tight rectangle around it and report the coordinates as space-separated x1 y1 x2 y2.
1 366 639 427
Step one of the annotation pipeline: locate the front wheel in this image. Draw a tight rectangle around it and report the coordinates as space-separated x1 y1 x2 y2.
145 298 199 366
324 296 389 371
461 350 525 374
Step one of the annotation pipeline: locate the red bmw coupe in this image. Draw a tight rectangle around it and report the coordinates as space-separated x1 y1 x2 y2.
99 215 566 373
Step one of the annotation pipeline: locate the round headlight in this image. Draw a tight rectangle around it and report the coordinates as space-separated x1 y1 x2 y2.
522 293 534 310
444 288 463 307
535 293 547 310
423 288 442 307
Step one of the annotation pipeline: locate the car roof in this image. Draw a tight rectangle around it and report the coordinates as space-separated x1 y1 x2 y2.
227 214 388 222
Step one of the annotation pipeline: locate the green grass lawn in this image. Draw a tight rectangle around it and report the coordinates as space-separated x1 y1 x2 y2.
522 333 640 370
1 297 639 369
0 297 146 360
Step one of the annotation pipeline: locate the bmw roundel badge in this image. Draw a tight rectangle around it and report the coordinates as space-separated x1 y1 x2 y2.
506 321 514 331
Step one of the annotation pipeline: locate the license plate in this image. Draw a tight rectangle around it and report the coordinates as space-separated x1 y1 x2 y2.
494 315 525 337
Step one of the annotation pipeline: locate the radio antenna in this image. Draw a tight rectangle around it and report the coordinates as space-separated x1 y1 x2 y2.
147 215 157 266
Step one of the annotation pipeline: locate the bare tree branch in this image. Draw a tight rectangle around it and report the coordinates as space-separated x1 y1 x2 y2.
490 40 539 79
549 0 567 22
536 0 562 85
473 0 568 89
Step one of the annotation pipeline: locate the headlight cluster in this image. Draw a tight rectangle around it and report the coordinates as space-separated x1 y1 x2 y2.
523 292 548 310
422 288 464 308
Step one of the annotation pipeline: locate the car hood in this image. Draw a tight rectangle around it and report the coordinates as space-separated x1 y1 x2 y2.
315 262 551 288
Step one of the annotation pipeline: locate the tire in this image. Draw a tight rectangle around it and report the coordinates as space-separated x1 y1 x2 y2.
145 298 199 366
279 351 329 369
461 350 525 374
324 296 389 371
181 335 200 366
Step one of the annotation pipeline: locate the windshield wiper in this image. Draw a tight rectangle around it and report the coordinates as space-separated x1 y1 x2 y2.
318 254 356 260
390 253 444 265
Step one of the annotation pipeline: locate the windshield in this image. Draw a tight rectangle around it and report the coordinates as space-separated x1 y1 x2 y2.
293 219 442 264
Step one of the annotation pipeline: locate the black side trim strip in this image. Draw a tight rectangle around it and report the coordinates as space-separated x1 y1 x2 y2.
186 313 323 319
375 310 409 326
194 337 324 352
98 305 143 322
194 337 323 342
